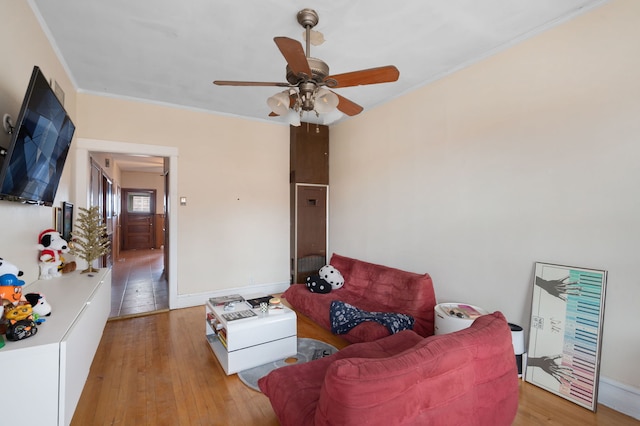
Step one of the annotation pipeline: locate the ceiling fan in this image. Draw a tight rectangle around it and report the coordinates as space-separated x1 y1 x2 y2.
213 8 400 123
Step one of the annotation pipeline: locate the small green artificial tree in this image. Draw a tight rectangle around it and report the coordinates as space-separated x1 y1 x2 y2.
70 205 111 273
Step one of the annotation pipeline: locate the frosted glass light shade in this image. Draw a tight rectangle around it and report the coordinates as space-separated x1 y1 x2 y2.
314 88 339 113
267 91 291 116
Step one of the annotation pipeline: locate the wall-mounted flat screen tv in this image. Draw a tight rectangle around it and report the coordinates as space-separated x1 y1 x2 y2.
0 66 75 206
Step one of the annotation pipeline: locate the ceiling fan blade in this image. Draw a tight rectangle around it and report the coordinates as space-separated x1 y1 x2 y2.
334 92 363 116
213 80 290 87
326 65 399 88
274 37 312 78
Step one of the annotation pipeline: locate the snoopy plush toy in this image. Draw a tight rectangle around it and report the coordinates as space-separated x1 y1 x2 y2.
37 229 70 280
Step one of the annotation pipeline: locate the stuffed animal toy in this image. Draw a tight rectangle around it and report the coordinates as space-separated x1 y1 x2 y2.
25 292 52 318
305 274 331 294
0 273 26 306
319 265 344 290
0 260 25 320
0 257 24 278
4 303 34 322
37 229 70 280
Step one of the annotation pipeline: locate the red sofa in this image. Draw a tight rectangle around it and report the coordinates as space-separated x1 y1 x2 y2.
259 312 519 426
283 253 436 343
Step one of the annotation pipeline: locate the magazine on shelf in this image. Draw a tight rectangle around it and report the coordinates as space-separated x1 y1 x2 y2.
209 294 245 305
217 329 228 348
245 295 273 308
221 309 257 321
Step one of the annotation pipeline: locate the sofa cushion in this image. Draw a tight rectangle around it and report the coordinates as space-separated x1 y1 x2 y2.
258 330 425 426
330 254 436 335
314 312 518 426
283 283 399 343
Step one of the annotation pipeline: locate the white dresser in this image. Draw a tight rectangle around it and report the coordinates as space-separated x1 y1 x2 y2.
0 268 112 426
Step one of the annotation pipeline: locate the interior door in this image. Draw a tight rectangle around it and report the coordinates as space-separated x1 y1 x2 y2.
294 184 328 283
122 188 156 250
101 175 113 267
162 158 169 276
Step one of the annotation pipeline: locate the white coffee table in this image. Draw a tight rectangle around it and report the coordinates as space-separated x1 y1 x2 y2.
205 298 297 375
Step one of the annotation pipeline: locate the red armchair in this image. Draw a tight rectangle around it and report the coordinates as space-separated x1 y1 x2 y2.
258 312 519 426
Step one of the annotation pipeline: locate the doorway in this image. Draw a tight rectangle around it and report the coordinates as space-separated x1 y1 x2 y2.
292 184 328 283
90 155 168 318
109 186 168 318
75 139 178 314
109 163 167 318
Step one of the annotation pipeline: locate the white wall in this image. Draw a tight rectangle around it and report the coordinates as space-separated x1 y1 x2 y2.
1 0 291 302
0 0 77 283
75 95 291 297
330 0 638 397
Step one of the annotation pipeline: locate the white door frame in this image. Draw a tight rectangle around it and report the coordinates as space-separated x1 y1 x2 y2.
73 138 179 309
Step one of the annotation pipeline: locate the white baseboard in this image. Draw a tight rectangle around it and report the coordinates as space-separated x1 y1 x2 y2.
171 281 291 310
598 376 640 420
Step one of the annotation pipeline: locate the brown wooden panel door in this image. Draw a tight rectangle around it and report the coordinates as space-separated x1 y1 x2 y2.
122 188 156 250
295 185 327 282
290 125 329 184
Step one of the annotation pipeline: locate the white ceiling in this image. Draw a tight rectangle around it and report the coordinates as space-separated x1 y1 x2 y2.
30 0 607 129
108 154 165 174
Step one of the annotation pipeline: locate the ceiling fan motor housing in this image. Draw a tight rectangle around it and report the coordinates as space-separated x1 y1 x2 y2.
285 57 329 85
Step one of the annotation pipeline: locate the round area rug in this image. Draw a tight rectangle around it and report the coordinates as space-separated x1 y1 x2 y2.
238 338 338 392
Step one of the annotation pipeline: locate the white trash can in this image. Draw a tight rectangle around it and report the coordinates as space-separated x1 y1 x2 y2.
434 302 489 335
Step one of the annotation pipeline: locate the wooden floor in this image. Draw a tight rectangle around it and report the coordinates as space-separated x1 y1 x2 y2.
73 306 639 426
110 249 168 319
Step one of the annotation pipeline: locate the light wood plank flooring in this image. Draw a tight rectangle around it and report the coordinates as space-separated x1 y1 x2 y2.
73 306 639 425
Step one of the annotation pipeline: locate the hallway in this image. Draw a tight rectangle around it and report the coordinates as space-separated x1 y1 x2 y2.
110 249 169 319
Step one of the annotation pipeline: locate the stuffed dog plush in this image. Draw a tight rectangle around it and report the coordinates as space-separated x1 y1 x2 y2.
37 229 70 279
25 292 52 318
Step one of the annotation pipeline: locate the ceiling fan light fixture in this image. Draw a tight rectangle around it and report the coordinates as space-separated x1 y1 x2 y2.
314 88 339 114
216 8 397 123
267 90 291 116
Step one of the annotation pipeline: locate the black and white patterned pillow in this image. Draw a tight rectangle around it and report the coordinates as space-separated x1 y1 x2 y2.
305 274 331 293
319 265 344 290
